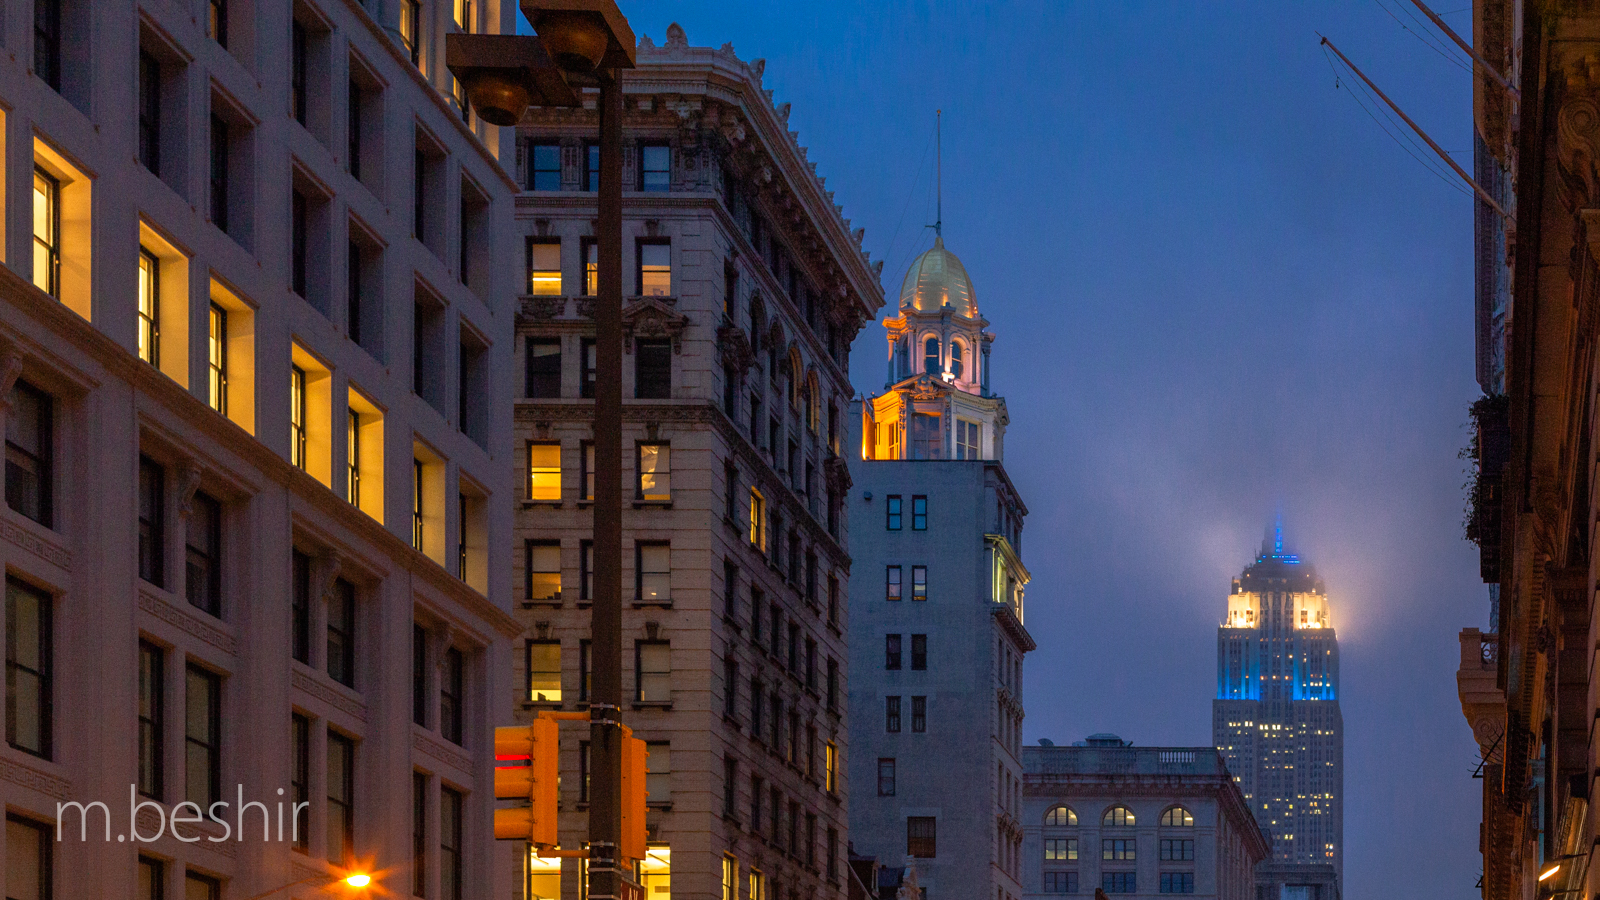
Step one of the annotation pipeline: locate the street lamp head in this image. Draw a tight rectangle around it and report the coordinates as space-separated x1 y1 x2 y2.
344 874 372 889
521 1 636 75
445 33 580 125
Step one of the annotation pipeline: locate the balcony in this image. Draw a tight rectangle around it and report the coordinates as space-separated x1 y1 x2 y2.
1457 628 1505 762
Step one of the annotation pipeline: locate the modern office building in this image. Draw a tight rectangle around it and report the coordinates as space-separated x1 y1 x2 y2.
507 25 883 900
0 1 525 899
1212 524 1342 899
1020 736 1269 899
846 230 1034 900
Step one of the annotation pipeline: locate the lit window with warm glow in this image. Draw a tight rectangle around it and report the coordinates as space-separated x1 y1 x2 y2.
638 443 670 501
638 242 671 296
138 248 160 366
528 443 560 501
527 239 561 295
749 488 766 551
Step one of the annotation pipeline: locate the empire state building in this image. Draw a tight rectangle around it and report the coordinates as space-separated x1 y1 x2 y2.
1213 521 1343 898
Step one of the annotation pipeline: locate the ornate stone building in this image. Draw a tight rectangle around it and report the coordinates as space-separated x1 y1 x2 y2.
1457 2 1600 898
507 25 883 900
847 231 1034 900
0 1 524 899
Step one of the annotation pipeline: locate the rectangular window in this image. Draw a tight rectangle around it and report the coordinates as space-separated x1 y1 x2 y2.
912 495 927 530
749 869 764 900
412 772 427 896
291 189 309 296
1103 873 1136 894
723 559 738 620
400 0 421 65
184 665 220 808
634 338 672 399
1044 840 1079 862
527 239 561 295
346 240 364 345
34 0 62 91
327 579 356 688
207 0 227 46
722 854 738 900
291 550 311 664
347 82 363 181
138 641 164 799
6 381 53 528
911 695 926 733
637 241 671 296
885 696 901 733
185 492 222 617
1159 839 1195 861
411 459 424 550
6 578 50 760
138 461 166 588
207 303 228 415
886 494 902 530
1159 873 1195 894
137 856 163 900
290 365 308 469
440 647 464 744
291 713 309 850
748 488 766 551
138 247 161 366
828 574 840 626
530 143 561 191
439 785 462 900
956 419 980 459
1043 872 1078 893
525 338 561 397
722 656 738 719
636 641 670 703
528 443 561 501
911 634 927 671
526 540 561 602
583 143 600 192
636 542 670 603
1102 838 1136 861
638 443 670 501
187 872 220 900
209 115 229 232
7 815 51 900
139 52 162 175
412 624 427 727
638 143 670 191
825 741 838 792
906 816 936 858
579 541 594 601
527 640 561 702
327 731 354 864
346 411 360 507
877 758 895 796
885 634 901 670
32 168 60 298
291 20 308 125
912 565 927 602
749 678 763 735
581 338 597 397
645 741 670 802
582 238 598 296
826 658 838 712
886 565 902 601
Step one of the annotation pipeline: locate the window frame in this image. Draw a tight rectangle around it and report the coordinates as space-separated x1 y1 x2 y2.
184 491 223 617
526 237 561 296
635 639 671 704
138 246 161 366
440 646 464 744
525 639 562 703
636 442 671 502
527 442 561 502
184 664 221 808
32 167 60 298
208 303 229 415
6 577 52 760
138 640 165 799
637 141 671 192
326 730 355 864
886 494 902 531
911 495 927 530
6 380 54 529
906 815 936 858
634 337 672 399
529 142 562 191
327 578 356 688
636 238 671 296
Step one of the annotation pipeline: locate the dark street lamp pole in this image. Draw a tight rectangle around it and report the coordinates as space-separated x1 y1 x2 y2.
447 4 634 898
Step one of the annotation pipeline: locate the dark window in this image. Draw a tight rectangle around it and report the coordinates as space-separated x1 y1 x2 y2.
207 0 228 46
886 495 902 530
750 775 763 834
828 574 839 625
723 559 738 619
413 148 426 240
209 115 229 232
327 731 354 864
347 240 364 345
530 142 561 190
1043 872 1078 893
911 695 926 732
138 856 163 900
290 551 311 663
638 142 671 191
911 634 927 671
412 772 427 895
923 337 939 375
912 565 927 601
291 189 308 296
1159 873 1194 894
34 0 62 90
1160 839 1195 861
583 143 600 191
912 495 927 530
1102 838 1136 860
578 639 592 701
525 338 561 398
877 758 895 796
185 492 222 617
635 338 671 399
186 872 219 900
401 0 422 64
723 462 738 523
886 565 901 601
440 787 463 900
139 52 162 175
6 380 53 528
885 695 900 733
581 338 597 397
6 578 50 760
1103 873 1136 894
907 816 936 858
826 658 837 711
291 713 309 850
750 588 763 646
347 80 363 181
750 678 763 735
291 20 307 125
184 665 220 808
412 623 427 726
138 641 164 799
637 240 670 296
722 656 738 719
440 647 464 744
885 634 901 670
328 578 356 688
805 638 817 689
722 756 737 818
579 540 594 600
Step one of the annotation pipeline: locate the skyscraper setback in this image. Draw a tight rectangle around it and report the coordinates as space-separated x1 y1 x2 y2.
1212 522 1343 898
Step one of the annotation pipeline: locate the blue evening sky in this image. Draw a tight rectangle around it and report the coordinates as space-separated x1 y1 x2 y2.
611 2 1483 892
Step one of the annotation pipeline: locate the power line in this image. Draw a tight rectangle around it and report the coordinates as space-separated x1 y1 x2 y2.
1322 45 1473 200
880 119 937 286
1370 0 1472 73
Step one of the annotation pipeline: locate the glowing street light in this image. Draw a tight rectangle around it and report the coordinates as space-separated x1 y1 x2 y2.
238 871 375 900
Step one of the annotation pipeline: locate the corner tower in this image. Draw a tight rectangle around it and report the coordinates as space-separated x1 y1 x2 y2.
1213 520 1343 898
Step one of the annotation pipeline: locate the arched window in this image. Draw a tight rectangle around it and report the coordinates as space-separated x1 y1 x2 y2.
1103 806 1135 827
950 340 964 379
1044 805 1077 827
1161 806 1194 827
924 337 940 375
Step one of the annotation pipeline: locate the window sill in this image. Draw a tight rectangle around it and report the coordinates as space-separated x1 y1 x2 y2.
632 598 673 609
722 616 743 635
632 702 673 711
578 500 594 507
826 621 843 637
522 500 564 509
633 500 673 509
722 715 742 732
647 801 673 810
523 599 563 609
521 700 564 710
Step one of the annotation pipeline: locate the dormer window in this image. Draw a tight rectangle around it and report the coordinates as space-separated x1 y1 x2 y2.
923 337 939 375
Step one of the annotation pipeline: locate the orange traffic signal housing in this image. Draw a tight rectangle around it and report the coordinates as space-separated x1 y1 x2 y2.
619 733 648 862
493 718 560 846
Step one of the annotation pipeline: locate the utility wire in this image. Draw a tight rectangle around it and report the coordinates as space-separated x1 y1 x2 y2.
1322 44 1463 187
1322 45 1473 200
880 120 937 287
1370 0 1472 73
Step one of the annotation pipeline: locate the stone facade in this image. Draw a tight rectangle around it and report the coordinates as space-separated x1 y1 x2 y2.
507 26 883 900
1020 739 1269 900
0 1 524 899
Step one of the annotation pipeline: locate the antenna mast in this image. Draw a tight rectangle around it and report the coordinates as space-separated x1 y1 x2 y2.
935 109 942 238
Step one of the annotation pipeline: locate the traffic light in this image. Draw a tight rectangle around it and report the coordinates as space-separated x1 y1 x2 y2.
494 718 560 846
619 732 648 862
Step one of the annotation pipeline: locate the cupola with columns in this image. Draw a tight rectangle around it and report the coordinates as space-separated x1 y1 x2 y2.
861 234 1008 462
